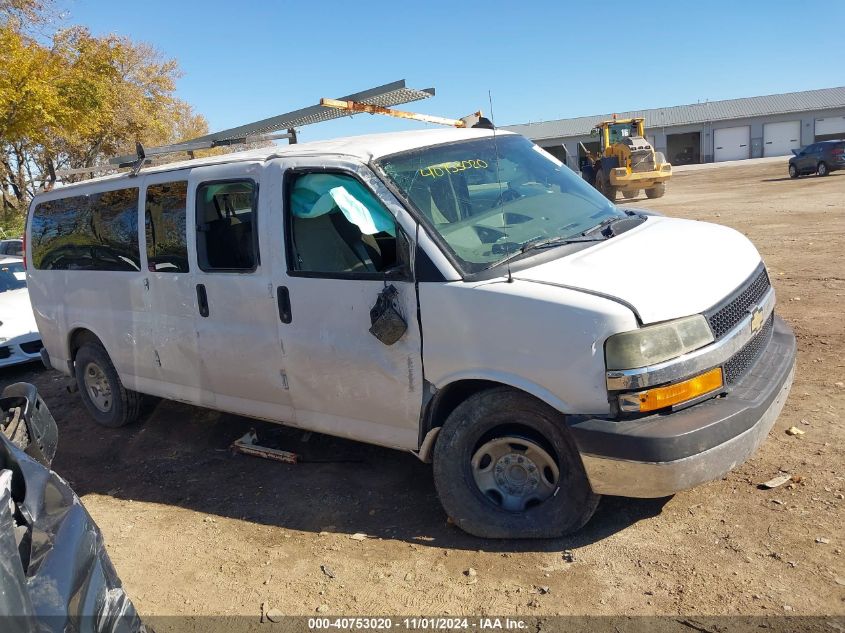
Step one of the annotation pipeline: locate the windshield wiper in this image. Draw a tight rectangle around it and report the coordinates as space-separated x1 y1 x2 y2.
582 211 645 237
491 234 607 270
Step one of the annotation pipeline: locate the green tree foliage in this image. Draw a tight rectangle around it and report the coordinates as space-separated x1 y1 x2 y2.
0 2 209 231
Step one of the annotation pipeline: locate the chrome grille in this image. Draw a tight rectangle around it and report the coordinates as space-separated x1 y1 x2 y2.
724 314 774 383
707 266 771 340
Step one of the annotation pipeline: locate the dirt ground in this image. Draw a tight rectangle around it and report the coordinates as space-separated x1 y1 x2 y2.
1 159 843 622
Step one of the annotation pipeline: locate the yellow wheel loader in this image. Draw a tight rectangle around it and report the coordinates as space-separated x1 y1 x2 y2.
580 117 672 201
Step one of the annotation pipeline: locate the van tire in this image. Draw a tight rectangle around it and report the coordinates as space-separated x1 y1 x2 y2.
432 387 599 539
74 343 143 428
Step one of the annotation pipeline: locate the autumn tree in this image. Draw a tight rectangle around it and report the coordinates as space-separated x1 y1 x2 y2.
0 4 209 231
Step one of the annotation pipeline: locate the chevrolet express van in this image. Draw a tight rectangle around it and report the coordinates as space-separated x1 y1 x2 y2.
26 128 796 538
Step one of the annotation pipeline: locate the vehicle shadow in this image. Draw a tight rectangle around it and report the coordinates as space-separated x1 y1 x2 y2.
762 173 843 182
1 365 670 552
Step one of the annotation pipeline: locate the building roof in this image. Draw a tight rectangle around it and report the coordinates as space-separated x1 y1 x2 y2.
505 86 845 141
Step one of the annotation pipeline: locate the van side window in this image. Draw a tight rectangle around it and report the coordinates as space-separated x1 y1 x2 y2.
195 180 258 271
30 188 140 271
145 181 189 273
287 173 405 276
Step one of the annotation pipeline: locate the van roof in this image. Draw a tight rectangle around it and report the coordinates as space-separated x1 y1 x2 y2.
43 127 512 194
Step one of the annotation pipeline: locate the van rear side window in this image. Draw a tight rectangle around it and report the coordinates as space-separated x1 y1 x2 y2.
30 188 141 271
195 180 258 271
145 181 189 273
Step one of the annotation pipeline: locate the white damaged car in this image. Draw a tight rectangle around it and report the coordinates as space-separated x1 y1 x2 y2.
0 257 42 368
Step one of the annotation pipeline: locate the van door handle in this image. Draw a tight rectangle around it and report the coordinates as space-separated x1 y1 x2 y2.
276 286 292 324
196 284 209 318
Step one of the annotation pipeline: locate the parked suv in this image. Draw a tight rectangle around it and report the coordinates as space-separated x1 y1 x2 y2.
789 139 845 178
26 129 796 539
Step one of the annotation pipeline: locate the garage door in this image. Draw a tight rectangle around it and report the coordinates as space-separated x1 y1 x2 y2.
714 126 750 162
763 121 801 157
815 116 845 142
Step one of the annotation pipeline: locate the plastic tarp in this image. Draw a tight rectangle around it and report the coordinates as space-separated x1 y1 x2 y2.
0 386 148 633
290 174 395 236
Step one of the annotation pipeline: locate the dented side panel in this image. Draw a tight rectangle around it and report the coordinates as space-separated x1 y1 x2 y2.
267 158 424 451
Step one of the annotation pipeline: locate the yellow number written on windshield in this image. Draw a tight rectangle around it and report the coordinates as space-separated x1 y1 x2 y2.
419 159 489 179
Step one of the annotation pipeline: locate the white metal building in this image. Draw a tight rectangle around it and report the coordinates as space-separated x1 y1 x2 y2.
505 86 845 169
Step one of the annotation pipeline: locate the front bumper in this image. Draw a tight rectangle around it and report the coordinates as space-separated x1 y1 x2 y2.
0 335 42 369
568 316 796 497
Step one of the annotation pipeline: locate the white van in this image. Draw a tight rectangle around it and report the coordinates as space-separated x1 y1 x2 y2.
26 128 795 538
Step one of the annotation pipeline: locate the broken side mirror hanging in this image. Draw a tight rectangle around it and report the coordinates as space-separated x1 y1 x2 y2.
369 284 407 346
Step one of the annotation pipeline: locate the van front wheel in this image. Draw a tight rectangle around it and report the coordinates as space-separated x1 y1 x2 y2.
74 343 143 428
432 387 599 539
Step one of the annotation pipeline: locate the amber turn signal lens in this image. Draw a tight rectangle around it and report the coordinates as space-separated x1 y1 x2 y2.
626 367 724 413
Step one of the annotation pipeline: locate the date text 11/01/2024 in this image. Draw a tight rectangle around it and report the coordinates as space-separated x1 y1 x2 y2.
308 617 528 630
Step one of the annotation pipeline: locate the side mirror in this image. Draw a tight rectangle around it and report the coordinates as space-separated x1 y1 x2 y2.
369 285 407 345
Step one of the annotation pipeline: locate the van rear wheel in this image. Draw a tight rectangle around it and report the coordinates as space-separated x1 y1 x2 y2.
75 343 143 428
432 387 599 539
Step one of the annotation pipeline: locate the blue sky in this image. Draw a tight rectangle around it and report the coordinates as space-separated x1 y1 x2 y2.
56 0 845 142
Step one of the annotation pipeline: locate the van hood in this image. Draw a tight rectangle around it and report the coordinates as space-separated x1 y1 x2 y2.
513 215 762 324
0 288 38 341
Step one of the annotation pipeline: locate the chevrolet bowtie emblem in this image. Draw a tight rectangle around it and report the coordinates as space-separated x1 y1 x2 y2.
750 306 763 333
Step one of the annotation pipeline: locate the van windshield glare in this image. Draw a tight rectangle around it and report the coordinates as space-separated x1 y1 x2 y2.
376 135 623 273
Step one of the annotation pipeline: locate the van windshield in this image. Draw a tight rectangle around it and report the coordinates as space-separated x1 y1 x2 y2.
376 134 622 273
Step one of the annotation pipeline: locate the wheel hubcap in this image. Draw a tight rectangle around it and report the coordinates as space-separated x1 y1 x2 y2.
471 436 559 512
83 362 112 412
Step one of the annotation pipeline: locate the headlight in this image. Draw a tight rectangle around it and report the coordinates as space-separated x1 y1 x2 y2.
605 315 714 370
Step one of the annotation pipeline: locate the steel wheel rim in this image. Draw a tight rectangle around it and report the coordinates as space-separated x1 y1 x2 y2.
471 436 559 512
819 163 827 175
83 362 112 413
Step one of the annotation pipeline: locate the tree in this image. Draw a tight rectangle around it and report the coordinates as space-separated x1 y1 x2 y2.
0 9 209 230
0 0 52 28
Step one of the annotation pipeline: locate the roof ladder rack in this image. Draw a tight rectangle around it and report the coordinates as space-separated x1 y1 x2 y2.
47 80 489 186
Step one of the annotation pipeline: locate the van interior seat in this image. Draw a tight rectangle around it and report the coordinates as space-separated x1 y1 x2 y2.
408 180 452 226
205 216 254 269
293 210 380 273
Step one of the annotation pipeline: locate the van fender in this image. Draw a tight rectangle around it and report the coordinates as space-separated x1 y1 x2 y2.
433 369 576 413
64 323 111 372
413 369 582 463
